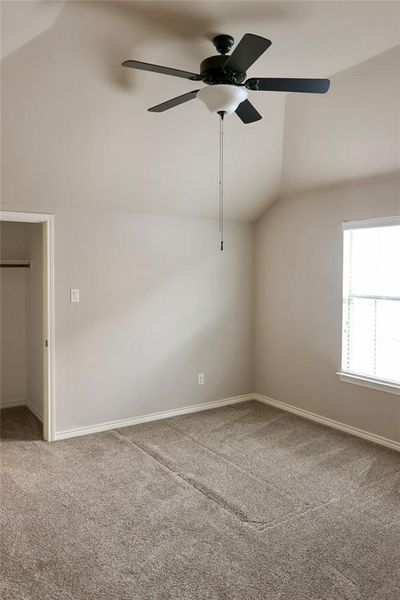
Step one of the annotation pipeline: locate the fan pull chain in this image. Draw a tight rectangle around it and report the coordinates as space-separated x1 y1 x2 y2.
218 111 225 251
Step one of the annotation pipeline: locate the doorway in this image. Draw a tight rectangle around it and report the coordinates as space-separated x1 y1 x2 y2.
0 212 55 441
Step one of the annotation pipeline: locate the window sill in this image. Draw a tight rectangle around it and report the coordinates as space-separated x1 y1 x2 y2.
337 372 400 396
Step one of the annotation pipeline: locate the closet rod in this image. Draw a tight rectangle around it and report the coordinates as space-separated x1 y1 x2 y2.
0 261 31 268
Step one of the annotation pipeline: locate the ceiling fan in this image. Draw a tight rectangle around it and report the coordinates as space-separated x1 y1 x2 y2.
122 33 330 123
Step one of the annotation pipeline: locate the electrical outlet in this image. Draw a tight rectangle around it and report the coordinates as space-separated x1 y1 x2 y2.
197 373 204 386
70 289 80 303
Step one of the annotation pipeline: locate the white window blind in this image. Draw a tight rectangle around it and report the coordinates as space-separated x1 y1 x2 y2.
341 218 400 385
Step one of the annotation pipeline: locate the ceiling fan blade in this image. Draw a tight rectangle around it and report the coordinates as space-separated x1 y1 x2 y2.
235 99 262 124
245 78 330 94
148 90 200 112
224 34 271 73
122 60 202 81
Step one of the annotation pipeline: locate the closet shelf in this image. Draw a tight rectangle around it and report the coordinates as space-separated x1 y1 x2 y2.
0 260 31 268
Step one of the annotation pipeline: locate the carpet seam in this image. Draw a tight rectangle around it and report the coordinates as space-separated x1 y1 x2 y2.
114 419 400 533
113 428 347 532
112 429 262 527
163 420 298 503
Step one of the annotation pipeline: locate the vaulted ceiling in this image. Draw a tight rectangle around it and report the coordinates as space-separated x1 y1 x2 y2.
1 1 66 58
1 1 399 219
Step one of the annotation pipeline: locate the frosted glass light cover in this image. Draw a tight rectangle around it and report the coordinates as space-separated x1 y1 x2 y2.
197 85 248 114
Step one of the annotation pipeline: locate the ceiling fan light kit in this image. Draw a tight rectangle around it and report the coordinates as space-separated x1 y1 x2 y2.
197 85 248 115
122 33 330 249
122 32 330 122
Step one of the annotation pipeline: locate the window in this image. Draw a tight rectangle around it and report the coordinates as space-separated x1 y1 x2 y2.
340 217 400 393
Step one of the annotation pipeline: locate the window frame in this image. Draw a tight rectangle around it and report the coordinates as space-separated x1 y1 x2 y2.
337 215 400 396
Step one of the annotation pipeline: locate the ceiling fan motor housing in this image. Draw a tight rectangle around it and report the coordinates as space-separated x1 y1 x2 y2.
200 55 246 85
200 35 246 85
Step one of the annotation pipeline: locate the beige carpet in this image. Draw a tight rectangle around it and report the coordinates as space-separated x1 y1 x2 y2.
1 401 399 599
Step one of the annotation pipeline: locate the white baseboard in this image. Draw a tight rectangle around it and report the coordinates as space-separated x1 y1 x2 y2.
55 394 253 441
254 393 400 452
51 392 400 451
0 398 26 409
26 401 43 424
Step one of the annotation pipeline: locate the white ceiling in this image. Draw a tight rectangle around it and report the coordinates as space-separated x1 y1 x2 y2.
1 1 399 220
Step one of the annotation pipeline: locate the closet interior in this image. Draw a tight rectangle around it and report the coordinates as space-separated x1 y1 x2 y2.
1 221 44 435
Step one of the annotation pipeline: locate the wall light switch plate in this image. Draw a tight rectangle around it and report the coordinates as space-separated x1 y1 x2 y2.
197 373 204 386
70 289 80 303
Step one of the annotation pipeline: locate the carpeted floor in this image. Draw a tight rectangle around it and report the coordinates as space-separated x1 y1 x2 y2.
1 401 399 599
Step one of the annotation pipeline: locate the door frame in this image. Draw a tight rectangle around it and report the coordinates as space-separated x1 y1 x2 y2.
0 211 55 441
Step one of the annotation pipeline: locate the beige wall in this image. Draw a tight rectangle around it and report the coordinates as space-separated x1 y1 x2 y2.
254 45 400 443
254 176 400 442
47 209 253 433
